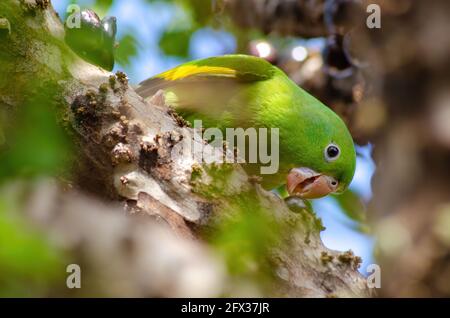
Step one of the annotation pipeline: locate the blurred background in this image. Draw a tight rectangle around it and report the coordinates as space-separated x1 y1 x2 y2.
1 0 450 297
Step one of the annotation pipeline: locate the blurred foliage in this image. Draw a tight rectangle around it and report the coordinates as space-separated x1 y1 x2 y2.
157 1 197 58
0 90 72 182
115 33 140 67
0 188 67 297
149 0 230 58
333 190 365 223
0 83 72 295
206 191 282 294
92 0 113 17
332 190 370 233
159 29 192 57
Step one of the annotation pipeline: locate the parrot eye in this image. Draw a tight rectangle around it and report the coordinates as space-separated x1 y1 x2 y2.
324 144 340 161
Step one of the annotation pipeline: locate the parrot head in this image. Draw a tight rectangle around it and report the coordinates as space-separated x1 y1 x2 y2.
283 88 356 199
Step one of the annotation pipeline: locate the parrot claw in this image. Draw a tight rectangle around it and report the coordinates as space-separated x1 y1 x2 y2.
284 196 313 214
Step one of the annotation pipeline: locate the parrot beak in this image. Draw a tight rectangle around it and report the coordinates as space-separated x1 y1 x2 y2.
286 167 339 199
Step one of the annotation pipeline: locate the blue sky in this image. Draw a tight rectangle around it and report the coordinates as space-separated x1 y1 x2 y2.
314 144 375 273
55 0 376 273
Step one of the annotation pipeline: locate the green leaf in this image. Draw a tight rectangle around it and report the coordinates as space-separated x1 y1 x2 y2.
115 33 139 67
93 0 113 17
0 88 72 182
159 29 192 57
207 191 281 286
333 190 367 224
0 193 66 296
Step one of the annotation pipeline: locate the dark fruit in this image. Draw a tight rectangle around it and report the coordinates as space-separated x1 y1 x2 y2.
65 9 117 71
324 0 365 36
322 34 353 79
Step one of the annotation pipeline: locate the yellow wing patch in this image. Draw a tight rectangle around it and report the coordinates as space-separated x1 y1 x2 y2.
156 65 237 81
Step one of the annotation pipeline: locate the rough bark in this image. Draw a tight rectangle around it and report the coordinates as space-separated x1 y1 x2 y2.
0 0 371 297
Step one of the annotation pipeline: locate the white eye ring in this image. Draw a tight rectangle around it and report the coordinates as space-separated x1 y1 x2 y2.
324 143 340 162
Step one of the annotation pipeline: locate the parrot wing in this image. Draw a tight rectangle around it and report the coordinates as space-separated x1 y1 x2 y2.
136 54 276 128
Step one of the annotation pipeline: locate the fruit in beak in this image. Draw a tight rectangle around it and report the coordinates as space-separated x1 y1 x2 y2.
286 167 339 199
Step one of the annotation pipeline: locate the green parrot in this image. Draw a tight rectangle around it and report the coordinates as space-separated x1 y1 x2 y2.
136 54 356 199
